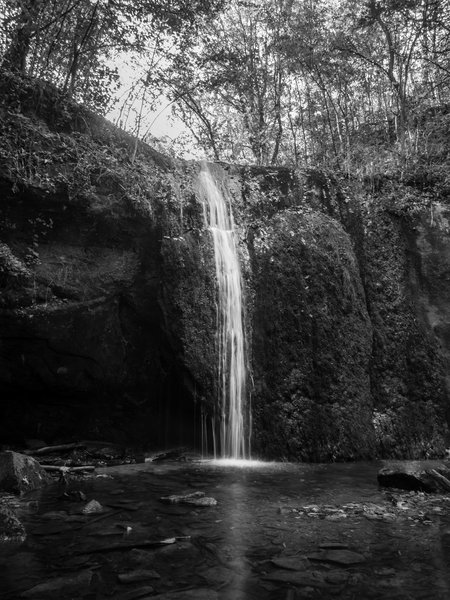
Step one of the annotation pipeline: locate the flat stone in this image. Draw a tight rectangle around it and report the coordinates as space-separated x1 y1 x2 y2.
31 523 73 535
41 511 69 520
118 569 161 583
115 587 155 600
160 491 217 507
271 556 310 571
263 570 328 588
183 496 217 506
149 590 219 599
307 549 366 565
199 565 233 585
160 491 205 504
158 541 198 558
374 567 396 576
128 548 155 566
0 451 51 495
325 570 349 584
20 570 93 597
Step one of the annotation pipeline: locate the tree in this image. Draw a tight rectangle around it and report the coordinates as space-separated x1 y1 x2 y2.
1 0 44 72
0 0 225 112
149 0 294 165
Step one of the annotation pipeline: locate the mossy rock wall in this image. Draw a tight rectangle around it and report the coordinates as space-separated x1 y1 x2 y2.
234 168 449 460
0 71 220 447
362 200 449 458
245 206 374 460
0 71 449 458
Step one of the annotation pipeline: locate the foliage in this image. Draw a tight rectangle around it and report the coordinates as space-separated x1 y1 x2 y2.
0 0 224 113
0 69 180 228
0 243 30 281
147 0 450 175
2 0 450 176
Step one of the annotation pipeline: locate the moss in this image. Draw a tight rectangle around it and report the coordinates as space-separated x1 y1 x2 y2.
249 208 375 460
362 200 448 458
373 403 446 459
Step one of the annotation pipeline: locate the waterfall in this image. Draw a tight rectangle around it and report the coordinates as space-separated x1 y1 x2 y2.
198 164 249 459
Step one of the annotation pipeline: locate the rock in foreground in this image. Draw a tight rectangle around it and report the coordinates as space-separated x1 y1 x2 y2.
0 451 51 495
160 491 217 506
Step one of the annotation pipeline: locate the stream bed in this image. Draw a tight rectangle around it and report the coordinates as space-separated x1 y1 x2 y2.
1 459 450 599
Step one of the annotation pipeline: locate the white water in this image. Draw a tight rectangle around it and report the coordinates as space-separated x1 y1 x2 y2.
198 165 248 459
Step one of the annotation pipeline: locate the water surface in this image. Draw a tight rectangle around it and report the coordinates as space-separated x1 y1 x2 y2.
1 460 449 599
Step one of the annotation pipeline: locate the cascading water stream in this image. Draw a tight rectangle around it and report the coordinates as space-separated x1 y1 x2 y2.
198 164 249 460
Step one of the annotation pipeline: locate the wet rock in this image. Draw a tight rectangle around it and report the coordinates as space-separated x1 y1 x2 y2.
65 514 87 523
0 505 26 543
31 522 73 535
325 570 349 584
118 569 160 583
374 567 396 576
271 556 310 571
157 540 198 559
20 570 93 597
307 549 366 565
128 548 155 566
112 586 155 600
263 570 328 588
150 590 219 600
378 465 450 492
199 565 233 586
0 451 51 495
87 527 123 538
160 491 217 507
148 448 188 462
41 510 69 520
82 499 104 514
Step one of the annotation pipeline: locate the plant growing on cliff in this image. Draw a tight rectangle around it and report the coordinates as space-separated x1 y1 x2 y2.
0 243 30 280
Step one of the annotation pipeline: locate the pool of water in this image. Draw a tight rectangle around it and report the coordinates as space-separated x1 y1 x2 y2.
1 459 450 599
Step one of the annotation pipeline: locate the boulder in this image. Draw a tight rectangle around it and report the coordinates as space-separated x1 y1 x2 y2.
248 208 375 461
377 464 450 493
0 451 51 495
81 499 104 514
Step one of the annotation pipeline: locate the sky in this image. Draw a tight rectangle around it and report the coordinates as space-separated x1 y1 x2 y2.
105 53 192 155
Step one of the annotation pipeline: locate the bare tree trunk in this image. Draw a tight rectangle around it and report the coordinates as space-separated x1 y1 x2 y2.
2 0 43 72
63 1 99 95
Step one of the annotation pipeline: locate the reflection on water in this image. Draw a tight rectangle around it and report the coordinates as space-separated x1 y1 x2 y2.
206 458 274 468
1 460 450 599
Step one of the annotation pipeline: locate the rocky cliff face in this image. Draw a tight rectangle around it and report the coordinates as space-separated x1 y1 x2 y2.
0 71 215 448
236 169 449 459
0 71 448 458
